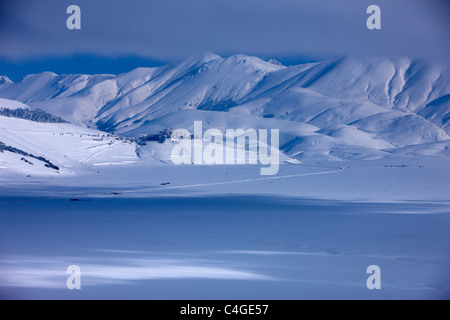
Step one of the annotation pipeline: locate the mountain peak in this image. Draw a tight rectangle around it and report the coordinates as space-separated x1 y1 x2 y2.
267 58 283 66
183 51 221 66
23 71 58 81
221 54 286 72
0 75 12 85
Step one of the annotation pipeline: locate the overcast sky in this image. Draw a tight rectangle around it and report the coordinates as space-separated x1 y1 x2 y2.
0 0 449 78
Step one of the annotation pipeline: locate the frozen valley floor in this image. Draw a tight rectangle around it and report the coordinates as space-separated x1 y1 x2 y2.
0 160 449 299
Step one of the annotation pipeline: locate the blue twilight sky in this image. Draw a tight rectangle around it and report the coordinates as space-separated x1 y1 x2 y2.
0 0 449 81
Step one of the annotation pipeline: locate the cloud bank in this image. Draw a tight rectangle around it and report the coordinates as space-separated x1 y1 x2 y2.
0 0 449 63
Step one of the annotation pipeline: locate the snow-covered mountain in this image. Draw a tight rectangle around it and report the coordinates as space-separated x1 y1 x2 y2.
0 53 449 161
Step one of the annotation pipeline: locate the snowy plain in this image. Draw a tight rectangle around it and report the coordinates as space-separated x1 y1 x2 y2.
1 158 449 299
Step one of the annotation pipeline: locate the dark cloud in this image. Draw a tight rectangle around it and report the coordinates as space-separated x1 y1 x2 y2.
0 0 449 63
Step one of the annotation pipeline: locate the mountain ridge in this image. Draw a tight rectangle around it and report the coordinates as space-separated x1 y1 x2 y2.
0 53 449 161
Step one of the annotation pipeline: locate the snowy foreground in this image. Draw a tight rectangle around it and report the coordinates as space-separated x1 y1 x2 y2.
0 159 449 299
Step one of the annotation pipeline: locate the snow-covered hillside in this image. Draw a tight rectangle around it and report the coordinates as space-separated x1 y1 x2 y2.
0 54 449 161
0 99 139 176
